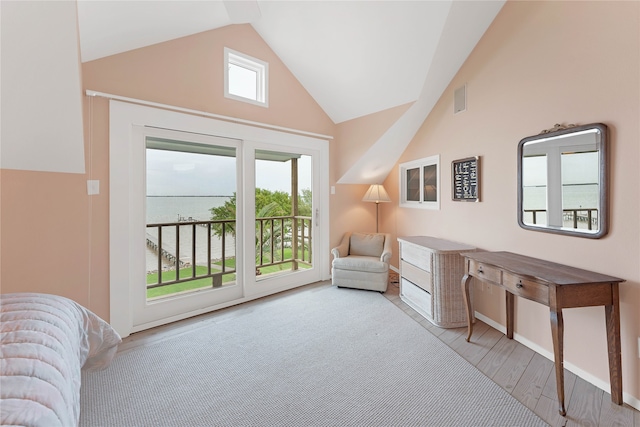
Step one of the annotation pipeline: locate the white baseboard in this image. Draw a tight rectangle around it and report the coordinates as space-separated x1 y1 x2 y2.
474 312 640 412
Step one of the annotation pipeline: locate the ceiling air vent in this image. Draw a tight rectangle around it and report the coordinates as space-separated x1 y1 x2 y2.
454 84 466 114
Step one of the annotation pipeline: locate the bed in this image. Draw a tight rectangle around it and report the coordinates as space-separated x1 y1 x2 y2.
0 293 121 426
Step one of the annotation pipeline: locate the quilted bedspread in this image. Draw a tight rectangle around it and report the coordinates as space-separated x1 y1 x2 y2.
0 293 121 426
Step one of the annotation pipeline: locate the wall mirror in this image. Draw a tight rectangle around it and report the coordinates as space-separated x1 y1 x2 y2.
517 123 608 238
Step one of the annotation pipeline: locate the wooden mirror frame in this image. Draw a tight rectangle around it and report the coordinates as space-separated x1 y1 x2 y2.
517 123 609 239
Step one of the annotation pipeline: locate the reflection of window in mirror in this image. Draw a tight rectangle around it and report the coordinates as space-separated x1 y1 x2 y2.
399 155 440 209
561 151 599 230
522 155 547 226
518 123 607 238
523 145 600 229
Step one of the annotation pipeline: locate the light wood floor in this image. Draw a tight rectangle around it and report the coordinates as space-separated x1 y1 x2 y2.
121 280 639 427
382 278 639 427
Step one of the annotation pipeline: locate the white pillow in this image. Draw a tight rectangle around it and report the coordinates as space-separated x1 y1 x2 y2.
350 233 384 257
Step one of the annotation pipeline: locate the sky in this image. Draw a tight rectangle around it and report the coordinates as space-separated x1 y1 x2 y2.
146 149 311 196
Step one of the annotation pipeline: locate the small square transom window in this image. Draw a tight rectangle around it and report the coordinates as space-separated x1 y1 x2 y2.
224 48 268 107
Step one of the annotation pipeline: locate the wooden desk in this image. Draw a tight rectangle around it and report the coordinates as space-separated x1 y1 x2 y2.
460 251 624 416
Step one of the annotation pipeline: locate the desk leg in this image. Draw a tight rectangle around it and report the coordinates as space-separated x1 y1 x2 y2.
605 283 623 405
550 307 566 416
505 292 514 339
462 273 474 342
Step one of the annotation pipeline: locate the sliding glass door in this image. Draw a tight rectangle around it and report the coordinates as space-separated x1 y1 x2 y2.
109 100 330 336
132 127 243 328
243 144 321 298
132 133 323 329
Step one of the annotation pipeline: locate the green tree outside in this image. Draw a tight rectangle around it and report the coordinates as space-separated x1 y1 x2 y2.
209 188 312 237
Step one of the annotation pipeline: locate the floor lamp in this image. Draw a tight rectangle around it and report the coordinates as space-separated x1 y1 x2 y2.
362 184 391 232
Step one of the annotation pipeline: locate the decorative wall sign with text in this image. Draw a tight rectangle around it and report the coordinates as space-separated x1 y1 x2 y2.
452 156 480 202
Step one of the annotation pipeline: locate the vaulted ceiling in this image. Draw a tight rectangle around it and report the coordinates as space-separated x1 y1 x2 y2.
76 0 505 183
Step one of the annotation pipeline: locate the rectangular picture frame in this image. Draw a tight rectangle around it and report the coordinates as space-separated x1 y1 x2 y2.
452 156 480 202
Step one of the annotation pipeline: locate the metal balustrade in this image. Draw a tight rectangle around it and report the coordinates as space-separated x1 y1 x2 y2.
146 215 312 295
146 219 235 290
524 208 598 230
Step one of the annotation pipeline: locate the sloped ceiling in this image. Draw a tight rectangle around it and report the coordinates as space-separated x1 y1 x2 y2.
77 0 505 183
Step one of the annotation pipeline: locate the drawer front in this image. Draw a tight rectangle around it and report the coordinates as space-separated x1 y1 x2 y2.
401 278 432 317
503 272 549 304
401 261 432 293
469 260 502 285
400 243 431 272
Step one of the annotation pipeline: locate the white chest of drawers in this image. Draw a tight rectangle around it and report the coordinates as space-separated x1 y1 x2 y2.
398 236 475 328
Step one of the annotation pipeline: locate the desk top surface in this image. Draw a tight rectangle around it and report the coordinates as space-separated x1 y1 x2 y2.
461 251 624 285
397 236 476 253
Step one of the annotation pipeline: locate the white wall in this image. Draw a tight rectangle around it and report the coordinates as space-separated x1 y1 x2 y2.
1 0 85 173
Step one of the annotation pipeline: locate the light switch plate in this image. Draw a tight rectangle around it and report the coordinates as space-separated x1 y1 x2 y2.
87 180 100 195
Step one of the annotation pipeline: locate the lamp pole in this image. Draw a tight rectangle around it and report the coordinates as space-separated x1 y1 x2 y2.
362 184 390 233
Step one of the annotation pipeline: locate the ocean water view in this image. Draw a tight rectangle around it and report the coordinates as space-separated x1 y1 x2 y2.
146 196 231 224
522 184 599 210
146 196 234 272
522 184 600 229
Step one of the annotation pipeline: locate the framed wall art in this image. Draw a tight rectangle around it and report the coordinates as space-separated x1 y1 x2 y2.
452 156 480 202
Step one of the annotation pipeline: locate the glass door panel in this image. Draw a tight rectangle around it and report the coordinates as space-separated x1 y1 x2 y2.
145 138 237 300
132 127 243 329
253 150 313 280
237 143 323 299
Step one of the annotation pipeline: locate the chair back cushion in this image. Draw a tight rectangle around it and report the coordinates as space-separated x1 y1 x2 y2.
350 233 385 257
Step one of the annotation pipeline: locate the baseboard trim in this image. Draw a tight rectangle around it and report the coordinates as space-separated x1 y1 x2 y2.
474 312 639 411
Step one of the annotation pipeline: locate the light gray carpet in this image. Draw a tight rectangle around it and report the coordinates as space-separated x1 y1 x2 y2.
80 285 548 426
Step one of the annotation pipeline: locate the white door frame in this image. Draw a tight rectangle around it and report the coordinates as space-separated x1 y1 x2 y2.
130 125 245 329
109 100 330 337
243 141 324 298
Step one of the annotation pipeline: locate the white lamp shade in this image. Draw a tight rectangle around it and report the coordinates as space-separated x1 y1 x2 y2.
362 184 391 203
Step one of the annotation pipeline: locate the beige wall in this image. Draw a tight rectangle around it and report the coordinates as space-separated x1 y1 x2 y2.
330 103 412 248
1 24 335 318
82 24 333 135
1 0 638 408
0 169 92 301
369 0 638 405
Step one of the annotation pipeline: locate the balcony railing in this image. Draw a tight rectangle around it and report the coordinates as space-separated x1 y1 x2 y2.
524 208 598 230
146 215 312 296
255 215 313 273
146 219 235 290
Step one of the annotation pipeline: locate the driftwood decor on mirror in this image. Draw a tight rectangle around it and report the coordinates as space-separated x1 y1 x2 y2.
452 156 480 202
517 123 609 238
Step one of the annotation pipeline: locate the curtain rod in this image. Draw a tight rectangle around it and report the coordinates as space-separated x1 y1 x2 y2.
85 90 333 140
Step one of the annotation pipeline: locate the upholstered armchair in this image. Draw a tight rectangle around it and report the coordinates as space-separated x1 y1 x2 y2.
331 232 392 292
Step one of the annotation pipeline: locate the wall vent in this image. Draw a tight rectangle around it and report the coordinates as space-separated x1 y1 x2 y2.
454 84 466 114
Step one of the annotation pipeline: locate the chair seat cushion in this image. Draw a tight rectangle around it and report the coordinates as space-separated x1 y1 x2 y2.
332 255 388 274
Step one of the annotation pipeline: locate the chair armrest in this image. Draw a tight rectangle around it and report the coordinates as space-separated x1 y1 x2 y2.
331 232 352 259
380 233 392 263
